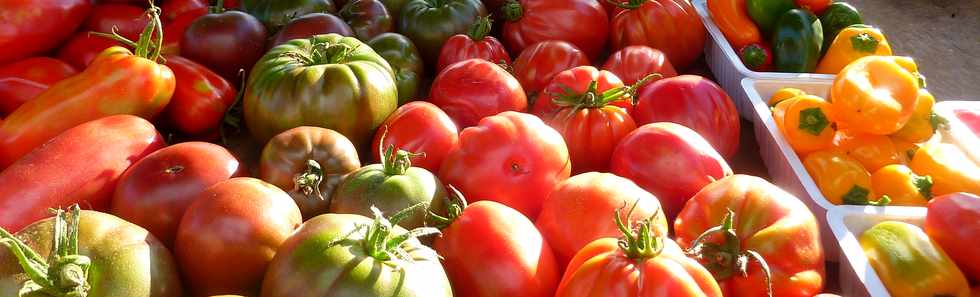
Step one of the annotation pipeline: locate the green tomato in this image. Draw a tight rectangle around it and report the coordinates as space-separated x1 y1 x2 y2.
368 33 425 104
397 0 487 65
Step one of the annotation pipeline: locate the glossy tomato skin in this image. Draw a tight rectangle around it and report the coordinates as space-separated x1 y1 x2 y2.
367 32 425 104
161 0 208 22
536 172 667 266
611 122 732 220
269 13 354 48
259 126 361 219
371 101 459 172
161 55 236 136
634 75 741 158
512 40 590 95
260 213 453 297
0 210 183 296
557 238 723 297
340 0 393 40
111 142 246 248
241 0 337 30
434 200 560 297
56 33 124 69
161 9 207 55
330 163 448 229
675 175 826 297
502 0 608 60
610 0 706 70
925 192 980 281
602 45 678 85
439 111 570 219
398 0 487 66
0 57 78 115
545 105 635 173
84 4 151 41
0 115 165 232
181 10 268 81
175 177 302 296
0 0 92 64
428 59 527 128
436 17 511 72
533 65 631 117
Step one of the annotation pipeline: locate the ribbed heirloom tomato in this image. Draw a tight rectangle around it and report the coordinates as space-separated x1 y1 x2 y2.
512 40 590 95
609 0 707 70
437 16 511 72
428 59 527 128
502 0 609 60
634 75 740 158
602 45 678 85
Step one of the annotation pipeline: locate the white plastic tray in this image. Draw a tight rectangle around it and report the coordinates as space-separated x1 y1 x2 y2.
693 0 835 119
827 205 927 297
935 101 980 166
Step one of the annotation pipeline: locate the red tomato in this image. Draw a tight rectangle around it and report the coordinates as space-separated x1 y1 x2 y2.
162 9 207 55
0 57 78 115
610 122 733 219
175 177 302 296
436 16 511 72
0 115 165 232
675 175 826 297
57 33 125 69
502 0 608 60
634 75 741 158
533 66 631 116
162 0 209 22
162 55 236 136
84 4 151 42
439 111 570 219
112 142 246 248
925 192 980 282
609 0 706 70
557 220 723 296
512 40 590 95
0 0 92 64
536 172 667 266
428 59 527 128
602 45 678 85
371 101 460 173
795 0 831 14
433 199 560 297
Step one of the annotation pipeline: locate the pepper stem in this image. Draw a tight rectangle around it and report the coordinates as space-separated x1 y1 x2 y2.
293 160 326 201
0 205 92 297
468 16 493 41
684 209 773 297
849 33 879 53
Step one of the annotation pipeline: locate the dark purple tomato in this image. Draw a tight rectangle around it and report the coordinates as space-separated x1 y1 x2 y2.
181 10 268 82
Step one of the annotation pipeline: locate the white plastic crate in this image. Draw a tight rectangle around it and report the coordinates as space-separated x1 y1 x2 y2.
692 0 834 119
935 101 980 166
827 205 927 297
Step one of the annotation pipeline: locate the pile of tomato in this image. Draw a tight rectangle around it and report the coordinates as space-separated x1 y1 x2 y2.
0 0 976 297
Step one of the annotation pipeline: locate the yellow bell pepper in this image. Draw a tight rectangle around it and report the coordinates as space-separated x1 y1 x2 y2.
773 95 836 155
816 25 892 74
768 87 806 106
803 150 888 205
909 142 980 196
860 221 970 297
871 164 932 206
831 56 920 135
832 129 903 172
892 89 942 143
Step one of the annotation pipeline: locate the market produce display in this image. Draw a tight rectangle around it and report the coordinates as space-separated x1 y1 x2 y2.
0 0 975 296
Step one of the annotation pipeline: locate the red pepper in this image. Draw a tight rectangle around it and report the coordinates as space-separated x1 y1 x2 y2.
0 6 174 168
738 42 773 72
162 55 236 137
0 57 78 115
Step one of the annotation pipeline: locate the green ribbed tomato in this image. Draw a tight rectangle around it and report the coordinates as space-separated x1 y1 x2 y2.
244 34 398 152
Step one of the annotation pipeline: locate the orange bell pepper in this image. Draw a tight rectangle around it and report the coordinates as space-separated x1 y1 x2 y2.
892 89 941 143
773 95 835 155
708 0 762 49
890 137 919 163
832 129 903 172
768 87 806 106
830 56 920 135
0 6 173 168
871 164 932 206
816 25 892 74
804 150 889 205
909 143 980 196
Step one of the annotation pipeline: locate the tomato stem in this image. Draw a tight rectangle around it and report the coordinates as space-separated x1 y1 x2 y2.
377 127 424 176
211 0 226 14
354 205 441 261
607 0 649 10
89 3 165 63
428 185 469 229
0 205 92 297
685 209 773 297
502 0 523 22
468 16 493 41
614 199 665 260
293 160 326 201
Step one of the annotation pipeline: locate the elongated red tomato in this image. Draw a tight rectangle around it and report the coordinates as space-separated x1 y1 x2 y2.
0 57 78 114
502 0 608 60
0 0 92 64
436 16 511 72
634 75 741 158
371 101 459 172
428 59 527 128
112 142 246 248
602 45 677 85
439 111 570 219
675 175 826 297
611 122 733 219
609 0 706 70
162 55 236 137
512 40 590 95
434 199 560 297
0 115 165 232
536 172 667 266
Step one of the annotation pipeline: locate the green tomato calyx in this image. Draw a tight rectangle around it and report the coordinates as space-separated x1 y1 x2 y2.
502 0 523 22
428 185 469 229
282 38 357 66
89 2 165 63
0 205 92 297
377 127 424 176
615 199 664 260
294 160 326 201
468 16 493 41
684 209 773 297
608 0 649 10
363 205 441 262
